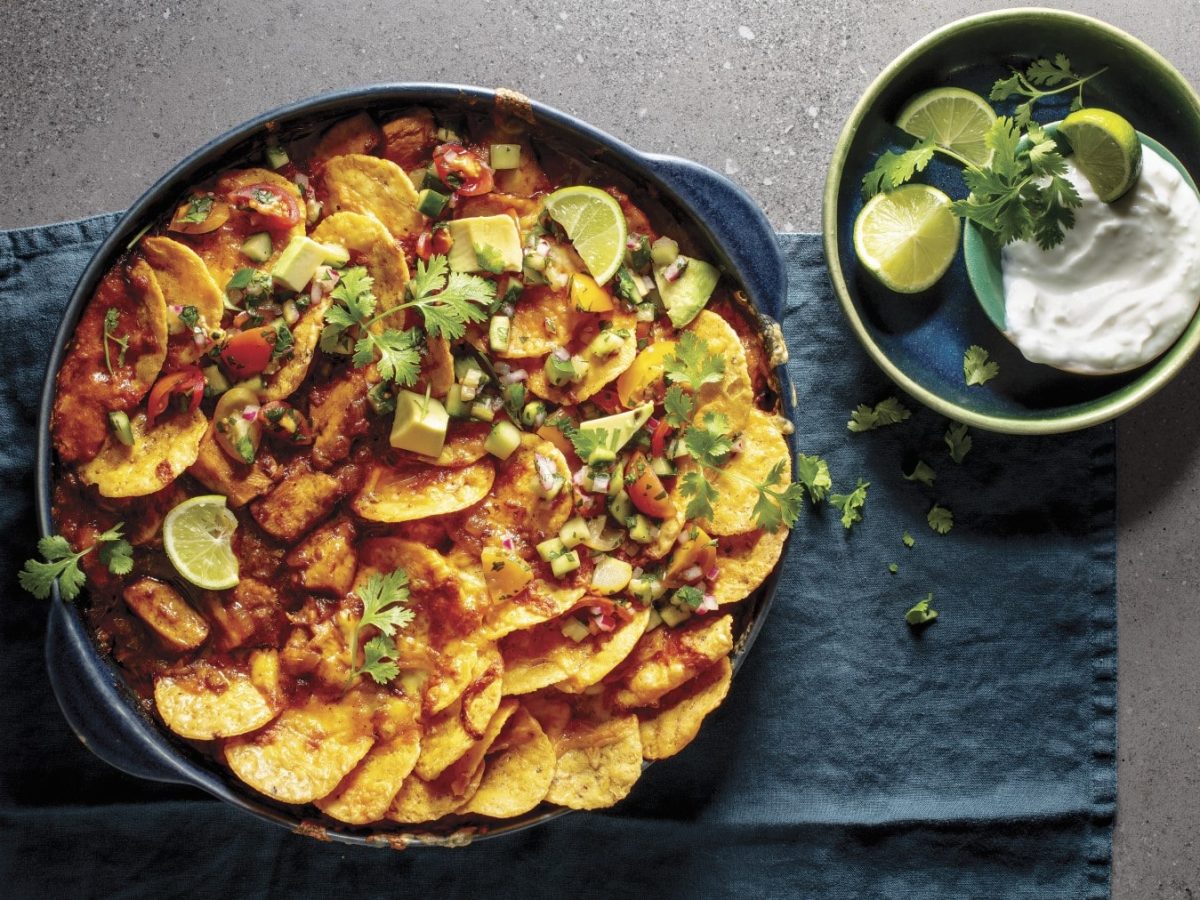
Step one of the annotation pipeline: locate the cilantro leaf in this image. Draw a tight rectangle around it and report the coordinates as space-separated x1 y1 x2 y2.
1026 53 1077 87
847 397 911 432
679 470 718 522
664 332 725 391
674 585 705 609
829 479 869 530
663 385 694 429
684 411 734 469
862 137 937 199
927 504 954 535
888 563 899 575
331 267 378 320
553 417 609 465
371 329 422 385
474 243 506 275
180 195 214 224
348 568 414 684
903 460 936 487
179 305 200 330
407 254 448 300
751 459 806 532
795 452 832 503
902 530 915 548
963 345 1000 386
406 259 493 340
905 593 938 626
19 524 130 601
945 422 972 464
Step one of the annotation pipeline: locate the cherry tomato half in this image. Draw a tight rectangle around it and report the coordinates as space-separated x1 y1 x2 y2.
146 366 206 427
565 595 636 624
432 143 494 197
218 325 282 379
415 227 454 261
625 451 676 519
227 183 301 231
650 418 672 459
259 401 314 446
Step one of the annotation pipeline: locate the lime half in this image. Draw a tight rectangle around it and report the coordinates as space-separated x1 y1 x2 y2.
896 87 997 167
1059 108 1142 202
163 495 240 590
544 186 628 285
854 184 961 294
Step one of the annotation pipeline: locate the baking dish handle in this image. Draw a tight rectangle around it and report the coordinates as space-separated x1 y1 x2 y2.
45 601 189 784
640 153 787 320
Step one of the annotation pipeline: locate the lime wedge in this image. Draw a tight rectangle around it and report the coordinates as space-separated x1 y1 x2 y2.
853 184 960 294
896 87 997 167
163 495 240 590
544 186 628 285
1059 108 1142 202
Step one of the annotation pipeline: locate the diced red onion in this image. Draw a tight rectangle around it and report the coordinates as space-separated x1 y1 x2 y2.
696 593 718 614
535 454 560 494
706 566 720 580
310 281 322 303
590 473 610 493
242 405 260 422
494 361 511 375
500 368 528 385
552 346 570 361
502 537 514 551
681 564 703 582
572 467 589 488
594 612 616 632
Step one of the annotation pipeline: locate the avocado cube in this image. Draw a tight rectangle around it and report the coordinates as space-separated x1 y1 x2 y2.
389 389 449 458
654 256 720 328
271 235 330 292
446 215 523 273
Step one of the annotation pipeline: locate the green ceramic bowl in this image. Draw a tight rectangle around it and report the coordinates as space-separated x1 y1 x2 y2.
823 8 1200 434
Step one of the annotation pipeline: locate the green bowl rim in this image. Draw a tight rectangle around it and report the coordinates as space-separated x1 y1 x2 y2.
821 6 1200 435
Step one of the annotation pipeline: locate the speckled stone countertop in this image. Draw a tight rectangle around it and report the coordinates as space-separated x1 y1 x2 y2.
3 0 1200 894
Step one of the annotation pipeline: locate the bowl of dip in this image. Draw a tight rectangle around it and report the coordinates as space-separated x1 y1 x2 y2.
823 8 1200 434
965 126 1200 375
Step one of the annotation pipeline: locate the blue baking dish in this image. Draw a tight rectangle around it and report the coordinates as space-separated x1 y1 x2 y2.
35 84 792 847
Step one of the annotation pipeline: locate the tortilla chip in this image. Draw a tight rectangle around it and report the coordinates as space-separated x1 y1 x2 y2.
311 211 410 328
482 580 586 641
259 294 331 401
544 714 643 810
392 420 489 468
154 656 280 740
688 310 754 432
323 154 424 239
636 656 732 760
699 408 791 536
458 434 573 546
497 285 581 359
353 458 496 523
141 236 225 367
502 606 649 696
188 427 274 507
524 310 639 404
52 260 169 464
611 614 734 710
460 706 555 818
414 645 503 781
312 112 383 165
223 691 376 805
387 699 518 823
314 696 421 825
79 408 207 498
422 335 455 397
712 528 787 605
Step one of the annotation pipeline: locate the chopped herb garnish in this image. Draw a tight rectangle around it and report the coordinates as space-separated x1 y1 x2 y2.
19 523 132 601
829 479 870 530
902 530 916 549
474 243 506 275
888 563 899 575
347 568 414 685
102 308 130 377
945 422 972 464
963 345 1000 386
905 593 938 626
927 504 954 535
674 585 705 609
180 195 214 224
179 305 200 330
847 397 911 432
903 460 936 487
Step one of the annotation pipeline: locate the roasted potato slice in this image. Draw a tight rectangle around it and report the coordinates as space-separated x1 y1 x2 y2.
223 691 376 805
381 107 438 170
52 260 168 464
286 518 357 595
79 408 207 498
251 469 343 542
353 459 495 523
123 577 209 652
153 654 280 740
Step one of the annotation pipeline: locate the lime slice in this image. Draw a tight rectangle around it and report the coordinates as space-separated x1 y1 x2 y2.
1059 108 1142 202
163 495 240 590
853 184 961 294
543 186 628 285
896 87 997 167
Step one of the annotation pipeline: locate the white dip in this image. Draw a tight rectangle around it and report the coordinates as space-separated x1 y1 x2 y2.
1001 145 1200 374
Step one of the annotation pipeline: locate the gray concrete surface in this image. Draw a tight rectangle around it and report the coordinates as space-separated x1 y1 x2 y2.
2 0 1198 893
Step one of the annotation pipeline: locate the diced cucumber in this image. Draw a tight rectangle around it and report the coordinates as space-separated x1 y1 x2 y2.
628 514 658 544
650 456 675 477
629 573 664 605
484 420 521 460
550 549 581 578
608 490 636 527
367 382 396 416
659 604 692 628
569 355 590 383
586 330 625 358
320 243 350 267
537 537 566 562
108 411 134 447
444 384 471 419
559 516 591 549
646 606 664 631
489 315 512 352
240 232 273 263
560 617 591 642
651 236 680 267
470 401 496 423
490 144 522 170
454 356 490 385
608 460 625 497
417 188 450 218
520 401 548 428
628 234 652 272
265 145 290 169
201 364 231 397
544 353 576 387
590 555 633 595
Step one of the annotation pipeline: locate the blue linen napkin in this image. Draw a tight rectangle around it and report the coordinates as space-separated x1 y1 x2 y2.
0 218 1115 899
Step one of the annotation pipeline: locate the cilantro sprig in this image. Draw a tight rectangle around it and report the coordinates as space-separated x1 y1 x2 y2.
322 257 493 386
347 568 415 685
862 55 1104 249
102 308 129 378
829 479 870 530
20 524 133 601
795 453 832 503
665 332 725 390
963 345 1000 386
847 397 911 433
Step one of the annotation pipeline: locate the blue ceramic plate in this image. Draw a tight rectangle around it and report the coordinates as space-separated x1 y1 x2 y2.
823 9 1200 434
